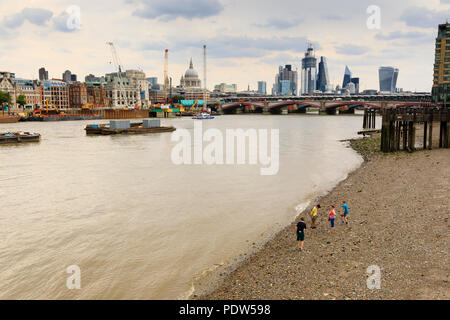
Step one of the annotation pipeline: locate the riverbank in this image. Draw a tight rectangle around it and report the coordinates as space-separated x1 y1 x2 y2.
198 135 450 300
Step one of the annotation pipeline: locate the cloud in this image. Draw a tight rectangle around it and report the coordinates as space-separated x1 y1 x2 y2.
255 18 303 29
2 13 25 28
335 44 369 55
140 35 316 59
400 6 450 29
52 11 79 33
129 0 224 20
22 8 53 26
2 7 53 29
322 14 347 21
375 31 430 41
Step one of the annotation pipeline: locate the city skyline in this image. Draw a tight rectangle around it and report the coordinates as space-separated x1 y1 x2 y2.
0 0 449 92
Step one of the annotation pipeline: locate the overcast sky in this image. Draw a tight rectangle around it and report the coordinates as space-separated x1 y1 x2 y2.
0 0 449 92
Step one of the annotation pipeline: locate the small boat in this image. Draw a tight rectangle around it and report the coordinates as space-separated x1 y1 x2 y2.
0 115 20 124
192 113 214 120
0 132 41 144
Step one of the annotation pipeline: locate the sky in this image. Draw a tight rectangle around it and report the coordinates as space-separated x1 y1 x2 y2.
0 0 449 92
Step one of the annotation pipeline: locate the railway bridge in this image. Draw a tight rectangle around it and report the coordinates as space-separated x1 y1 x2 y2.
219 100 437 115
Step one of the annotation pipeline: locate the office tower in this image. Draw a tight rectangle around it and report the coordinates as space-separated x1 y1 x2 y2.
301 44 317 94
432 22 450 102
316 56 329 92
257 81 267 95
71 74 77 82
273 65 298 96
62 70 72 83
350 77 360 94
379 66 399 93
342 66 352 89
39 67 48 81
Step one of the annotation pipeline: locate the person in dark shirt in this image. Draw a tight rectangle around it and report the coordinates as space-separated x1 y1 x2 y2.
295 217 307 251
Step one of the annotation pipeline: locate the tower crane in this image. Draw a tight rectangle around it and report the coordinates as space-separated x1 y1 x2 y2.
107 42 129 109
163 49 169 104
203 45 207 109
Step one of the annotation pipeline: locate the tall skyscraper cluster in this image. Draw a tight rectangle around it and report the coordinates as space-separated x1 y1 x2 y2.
272 65 298 96
299 44 333 95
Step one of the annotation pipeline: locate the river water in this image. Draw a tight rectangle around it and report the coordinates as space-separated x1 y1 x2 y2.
0 114 370 299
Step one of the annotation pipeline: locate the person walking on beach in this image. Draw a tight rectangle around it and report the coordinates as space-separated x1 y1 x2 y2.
328 205 336 234
296 217 307 251
311 204 321 229
341 201 349 225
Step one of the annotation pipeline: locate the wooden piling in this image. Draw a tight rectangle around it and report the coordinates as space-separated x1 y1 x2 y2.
428 115 433 150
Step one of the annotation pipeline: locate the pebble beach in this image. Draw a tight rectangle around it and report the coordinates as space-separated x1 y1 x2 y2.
198 135 450 300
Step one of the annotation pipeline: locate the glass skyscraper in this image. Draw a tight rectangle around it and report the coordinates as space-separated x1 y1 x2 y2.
316 57 329 92
342 66 352 89
379 66 399 93
257 81 267 95
273 65 298 96
301 44 317 95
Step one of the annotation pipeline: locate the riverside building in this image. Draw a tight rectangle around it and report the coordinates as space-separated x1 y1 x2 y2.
432 22 450 104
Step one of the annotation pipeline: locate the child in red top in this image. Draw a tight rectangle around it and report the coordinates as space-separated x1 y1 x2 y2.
328 205 336 234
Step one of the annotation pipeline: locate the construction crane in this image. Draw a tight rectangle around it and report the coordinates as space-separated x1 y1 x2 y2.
106 42 129 109
203 45 207 109
163 49 169 104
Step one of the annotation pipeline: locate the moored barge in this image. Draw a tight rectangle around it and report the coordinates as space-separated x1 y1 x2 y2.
0 132 41 144
85 120 176 135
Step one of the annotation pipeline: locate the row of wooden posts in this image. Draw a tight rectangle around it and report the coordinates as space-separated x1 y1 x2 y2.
363 108 377 129
380 106 450 153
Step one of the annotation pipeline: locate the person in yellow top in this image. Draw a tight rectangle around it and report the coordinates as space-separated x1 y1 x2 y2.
311 204 321 229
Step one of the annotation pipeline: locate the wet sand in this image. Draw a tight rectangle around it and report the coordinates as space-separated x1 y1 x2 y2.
198 136 450 300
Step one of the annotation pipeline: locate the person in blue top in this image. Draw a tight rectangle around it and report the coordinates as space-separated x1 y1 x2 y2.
341 201 349 225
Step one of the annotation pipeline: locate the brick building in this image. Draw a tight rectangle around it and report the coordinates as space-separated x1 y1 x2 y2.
69 82 88 108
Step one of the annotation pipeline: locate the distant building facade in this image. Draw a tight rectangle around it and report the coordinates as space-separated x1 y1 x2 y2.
273 65 298 96
14 78 41 107
39 67 49 81
214 83 237 93
342 66 352 89
85 74 105 83
379 66 399 93
350 77 360 94
257 81 267 95
316 57 329 92
86 82 109 108
62 70 72 83
432 22 450 103
69 82 88 108
125 70 149 106
40 79 69 109
0 72 16 105
301 44 317 95
104 72 142 108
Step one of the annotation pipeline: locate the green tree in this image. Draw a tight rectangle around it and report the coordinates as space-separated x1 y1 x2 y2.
0 91 11 106
172 95 185 103
16 94 26 106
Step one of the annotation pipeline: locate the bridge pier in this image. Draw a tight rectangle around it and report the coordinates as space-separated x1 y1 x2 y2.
339 108 355 114
297 107 306 113
321 108 337 115
263 102 270 115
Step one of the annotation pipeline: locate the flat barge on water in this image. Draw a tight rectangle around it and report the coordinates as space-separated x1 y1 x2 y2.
0 132 41 144
0 115 20 124
85 120 176 135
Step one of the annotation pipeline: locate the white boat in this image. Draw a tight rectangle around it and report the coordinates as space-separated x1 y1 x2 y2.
192 112 214 120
